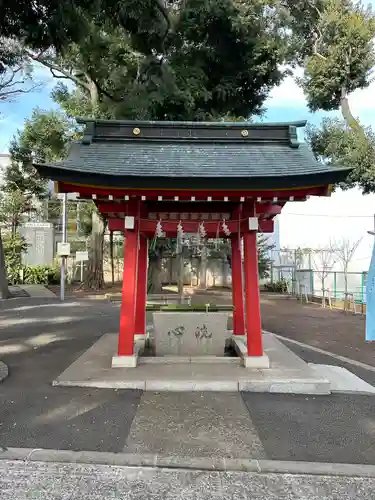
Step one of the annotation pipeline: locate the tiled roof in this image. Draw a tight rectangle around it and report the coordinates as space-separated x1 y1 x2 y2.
34 119 350 189
54 140 340 178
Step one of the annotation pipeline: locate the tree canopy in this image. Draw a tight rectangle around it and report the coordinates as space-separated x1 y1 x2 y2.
6 109 73 196
2 0 375 295
2 0 340 120
301 1 375 195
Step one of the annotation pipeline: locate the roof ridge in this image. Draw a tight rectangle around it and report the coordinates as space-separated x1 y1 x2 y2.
76 117 307 128
80 120 304 148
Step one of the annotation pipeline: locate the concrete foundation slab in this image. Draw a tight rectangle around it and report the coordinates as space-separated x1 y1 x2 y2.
139 356 240 364
308 364 375 394
123 392 266 458
112 354 138 368
231 336 270 368
152 311 230 356
53 332 331 394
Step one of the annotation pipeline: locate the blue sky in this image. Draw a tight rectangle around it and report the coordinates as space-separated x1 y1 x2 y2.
1 23 375 268
1 6 375 154
1 63 374 152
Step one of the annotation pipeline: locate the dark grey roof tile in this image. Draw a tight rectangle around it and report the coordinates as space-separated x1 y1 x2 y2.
53 141 339 178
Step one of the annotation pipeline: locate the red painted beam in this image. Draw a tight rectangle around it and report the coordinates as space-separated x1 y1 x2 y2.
96 201 282 217
108 218 274 234
59 182 327 200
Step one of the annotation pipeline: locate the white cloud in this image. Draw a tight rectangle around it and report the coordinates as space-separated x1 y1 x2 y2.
266 67 306 108
266 66 375 113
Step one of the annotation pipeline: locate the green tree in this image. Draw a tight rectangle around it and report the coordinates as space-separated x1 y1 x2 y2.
299 0 375 133
5 109 73 233
306 118 375 193
0 189 29 235
18 1 308 291
257 234 274 279
4 0 354 292
7 108 72 196
300 1 375 194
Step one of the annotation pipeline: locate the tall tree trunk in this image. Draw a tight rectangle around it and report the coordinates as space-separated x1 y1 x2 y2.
340 87 366 138
109 230 115 285
81 78 105 290
199 247 208 289
344 263 348 295
148 258 163 293
0 230 11 299
84 210 105 290
178 252 184 302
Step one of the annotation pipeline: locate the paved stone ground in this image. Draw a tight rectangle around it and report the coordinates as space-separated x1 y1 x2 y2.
1 297 375 465
8 286 29 298
124 392 266 458
260 293 374 367
1 460 374 499
0 360 8 382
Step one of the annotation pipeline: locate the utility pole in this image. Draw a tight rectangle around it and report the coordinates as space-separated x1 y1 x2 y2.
366 214 375 341
60 194 67 301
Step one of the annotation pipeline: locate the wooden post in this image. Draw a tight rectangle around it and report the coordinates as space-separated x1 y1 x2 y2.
243 230 263 356
110 230 115 285
135 235 148 335
118 228 138 356
231 235 246 335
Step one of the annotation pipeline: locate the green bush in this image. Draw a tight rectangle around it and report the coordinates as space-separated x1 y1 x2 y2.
3 233 28 268
264 279 288 293
6 264 23 285
7 264 60 286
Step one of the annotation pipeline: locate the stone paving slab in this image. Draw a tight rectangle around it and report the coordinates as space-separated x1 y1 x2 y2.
308 364 375 395
4 448 375 477
53 333 331 394
0 360 8 382
15 284 57 298
123 392 266 459
242 392 375 465
1 459 375 499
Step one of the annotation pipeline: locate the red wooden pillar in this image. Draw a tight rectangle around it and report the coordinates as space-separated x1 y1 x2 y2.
243 230 263 356
231 235 246 335
135 235 148 335
118 228 139 356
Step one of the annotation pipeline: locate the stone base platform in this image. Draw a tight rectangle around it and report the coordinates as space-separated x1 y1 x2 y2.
52 333 331 394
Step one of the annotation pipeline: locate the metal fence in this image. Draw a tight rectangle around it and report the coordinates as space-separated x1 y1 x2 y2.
271 266 367 304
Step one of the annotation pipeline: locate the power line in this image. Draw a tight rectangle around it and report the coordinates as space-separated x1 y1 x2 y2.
281 213 374 218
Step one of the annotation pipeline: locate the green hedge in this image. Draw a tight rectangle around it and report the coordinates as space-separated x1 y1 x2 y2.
7 265 60 286
264 279 288 293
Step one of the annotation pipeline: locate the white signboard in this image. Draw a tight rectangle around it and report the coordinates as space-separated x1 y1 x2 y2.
76 251 89 262
24 222 52 228
57 242 71 257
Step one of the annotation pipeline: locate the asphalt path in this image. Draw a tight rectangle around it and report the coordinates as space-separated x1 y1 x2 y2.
1 298 375 466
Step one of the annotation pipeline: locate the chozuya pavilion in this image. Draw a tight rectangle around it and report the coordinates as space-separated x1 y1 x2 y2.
34 119 349 368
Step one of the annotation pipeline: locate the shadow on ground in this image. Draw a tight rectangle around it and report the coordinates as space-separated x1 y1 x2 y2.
1 296 375 465
0 298 142 452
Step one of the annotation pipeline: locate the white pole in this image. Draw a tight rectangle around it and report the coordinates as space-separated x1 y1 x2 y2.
80 260 83 282
60 193 67 301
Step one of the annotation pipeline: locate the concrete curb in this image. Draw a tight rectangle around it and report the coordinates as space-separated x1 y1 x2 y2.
272 333 375 373
0 361 9 383
0 447 375 477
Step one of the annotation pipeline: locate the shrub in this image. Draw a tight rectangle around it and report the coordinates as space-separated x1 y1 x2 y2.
264 279 288 293
7 264 60 286
3 233 28 269
22 265 60 285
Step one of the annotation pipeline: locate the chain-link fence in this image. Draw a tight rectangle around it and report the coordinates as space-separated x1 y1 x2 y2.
270 266 367 306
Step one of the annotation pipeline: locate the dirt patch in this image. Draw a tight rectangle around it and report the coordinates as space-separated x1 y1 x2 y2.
260 293 375 367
